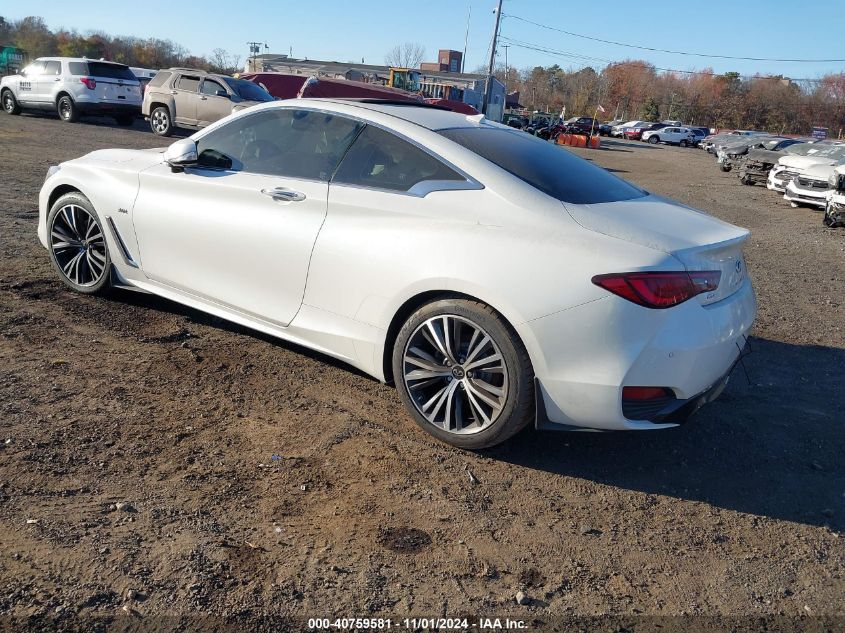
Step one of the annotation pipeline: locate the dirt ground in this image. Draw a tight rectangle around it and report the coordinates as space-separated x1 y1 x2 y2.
0 112 842 631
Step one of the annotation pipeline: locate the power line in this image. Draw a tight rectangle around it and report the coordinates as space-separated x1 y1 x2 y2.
502 13 845 63
498 36 829 84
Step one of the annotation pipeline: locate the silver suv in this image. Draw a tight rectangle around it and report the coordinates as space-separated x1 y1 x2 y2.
1 57 141 125
142 68 275 136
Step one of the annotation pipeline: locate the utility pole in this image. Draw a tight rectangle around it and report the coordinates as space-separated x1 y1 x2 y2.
247 41 268 71
502 44 510 95
462 3 472 73
482 0 503 117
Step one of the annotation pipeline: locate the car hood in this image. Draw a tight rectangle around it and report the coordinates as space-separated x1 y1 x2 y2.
74 147 166 169
800 163 837 179
746 148 784 162
564 194 748 254
778 154 839 169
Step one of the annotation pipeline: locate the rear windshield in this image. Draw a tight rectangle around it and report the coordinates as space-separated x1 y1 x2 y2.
67 61 136 81
223 78 274 102
438 127 647 204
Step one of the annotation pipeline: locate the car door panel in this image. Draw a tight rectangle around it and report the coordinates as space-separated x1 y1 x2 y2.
173 75 200 126
197 79 233 127
132 163 328 327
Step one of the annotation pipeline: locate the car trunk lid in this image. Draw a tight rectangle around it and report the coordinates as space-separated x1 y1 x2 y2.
564 194 750 305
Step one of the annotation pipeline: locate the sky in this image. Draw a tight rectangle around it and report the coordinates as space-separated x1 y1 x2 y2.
6 0 845 80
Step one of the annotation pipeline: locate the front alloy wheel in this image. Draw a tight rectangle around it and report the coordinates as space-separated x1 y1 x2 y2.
2 90 20 115
48 193 111 294
393 299 534 449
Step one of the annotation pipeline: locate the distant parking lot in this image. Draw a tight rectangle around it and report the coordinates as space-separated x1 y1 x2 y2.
0 113 842 625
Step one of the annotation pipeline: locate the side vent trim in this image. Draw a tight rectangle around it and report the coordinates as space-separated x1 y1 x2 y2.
105 216 139 268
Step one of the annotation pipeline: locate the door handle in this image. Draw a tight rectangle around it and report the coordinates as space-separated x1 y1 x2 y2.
261 187 306 202
200 96 207 100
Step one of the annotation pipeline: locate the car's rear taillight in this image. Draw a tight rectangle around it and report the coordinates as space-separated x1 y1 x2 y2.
592 271 721 309
80 77 96 90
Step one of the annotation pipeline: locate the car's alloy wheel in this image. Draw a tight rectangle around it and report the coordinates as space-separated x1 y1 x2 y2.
3 90 20 114
49 201 108 288
402 315 508 434
150 107 172 136
393 299 534 449
57 96 78 122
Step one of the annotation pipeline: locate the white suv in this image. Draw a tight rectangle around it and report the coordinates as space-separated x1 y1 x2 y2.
642 126 695 147
1 57 142 125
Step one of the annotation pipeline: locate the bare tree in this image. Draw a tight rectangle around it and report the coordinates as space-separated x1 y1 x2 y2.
384 42 425 69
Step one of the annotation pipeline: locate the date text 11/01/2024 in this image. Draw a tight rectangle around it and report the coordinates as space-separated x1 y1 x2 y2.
308 617 529 630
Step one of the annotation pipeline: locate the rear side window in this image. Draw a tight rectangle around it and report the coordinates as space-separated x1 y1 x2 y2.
68 62 88 76
43 61 61 75
333 125 463 192
439 127 646 204
176 75 200 92
86 62 136 81
148 71 172 88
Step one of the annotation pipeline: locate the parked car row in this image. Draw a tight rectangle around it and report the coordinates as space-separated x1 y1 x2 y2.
710 132 845 227
0 56 278 136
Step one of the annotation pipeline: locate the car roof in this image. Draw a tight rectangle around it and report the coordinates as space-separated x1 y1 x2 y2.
35 57 127 65
296 98 488 131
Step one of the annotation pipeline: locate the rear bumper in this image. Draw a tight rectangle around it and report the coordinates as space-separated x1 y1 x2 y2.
75 102 141 116
528 277 756 432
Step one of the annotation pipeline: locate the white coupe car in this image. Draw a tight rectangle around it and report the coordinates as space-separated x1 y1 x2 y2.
37 99 756 449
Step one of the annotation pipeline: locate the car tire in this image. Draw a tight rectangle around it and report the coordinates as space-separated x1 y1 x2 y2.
740 175 754 185
648 135 659 144
150 106 173 136
720 163 732 172
115 115 134 126
679 139 688 147
2 89 21 115
57 95 79 122
392 298 534 450
47 192 112 295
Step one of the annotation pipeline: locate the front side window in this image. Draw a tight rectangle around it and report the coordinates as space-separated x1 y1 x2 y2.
201 79 227 96
43 61 61 75
332 125 464 192
439 127 647 204
195 108 362 181
22 61 45 77
176 75 200 92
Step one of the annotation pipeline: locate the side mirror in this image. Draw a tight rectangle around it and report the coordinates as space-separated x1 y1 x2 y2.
164 139 198 172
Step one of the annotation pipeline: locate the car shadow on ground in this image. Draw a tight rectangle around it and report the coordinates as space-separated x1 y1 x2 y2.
485 337 844 531
104 288 374 378
105 290 843 531
14 111 191 137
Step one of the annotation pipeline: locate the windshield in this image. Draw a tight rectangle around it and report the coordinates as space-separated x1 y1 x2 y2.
439 127 647 204
814 145 845 159
784 142 817 155
223 78 275 102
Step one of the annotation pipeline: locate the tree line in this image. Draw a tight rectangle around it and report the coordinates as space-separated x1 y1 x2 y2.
500 60 845 136
0 15 242 75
